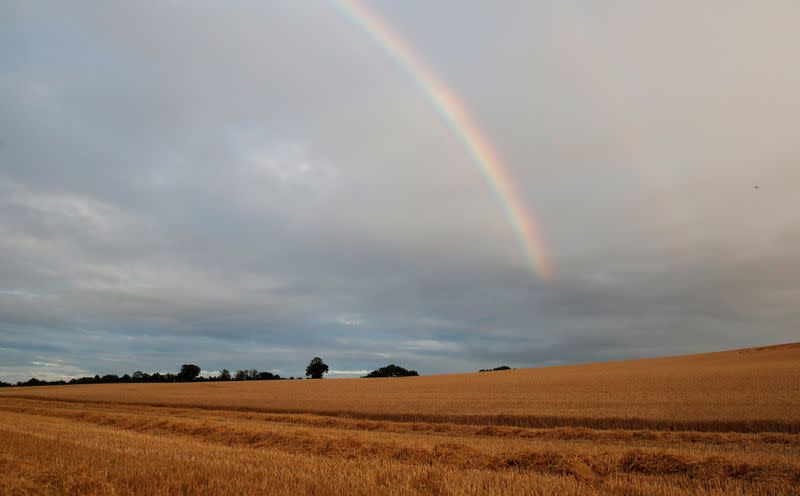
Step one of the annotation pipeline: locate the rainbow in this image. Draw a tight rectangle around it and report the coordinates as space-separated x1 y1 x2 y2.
332 0 553 279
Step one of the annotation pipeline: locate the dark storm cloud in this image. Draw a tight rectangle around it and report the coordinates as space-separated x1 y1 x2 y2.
1 0 799 381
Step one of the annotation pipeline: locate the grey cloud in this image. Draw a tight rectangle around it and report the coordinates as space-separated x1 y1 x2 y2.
1 1 798 382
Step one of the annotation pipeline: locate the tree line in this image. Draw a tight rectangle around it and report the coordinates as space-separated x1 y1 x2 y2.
0 358 421 387
0 364 287 388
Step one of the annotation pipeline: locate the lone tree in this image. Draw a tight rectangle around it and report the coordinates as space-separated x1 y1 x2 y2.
177 364 201 382
305 357 329 379
364 364 419 378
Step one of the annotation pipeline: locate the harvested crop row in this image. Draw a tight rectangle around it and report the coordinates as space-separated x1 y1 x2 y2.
4 398 800 449
6 392 800 434
2 403 798 486
9 413 797 496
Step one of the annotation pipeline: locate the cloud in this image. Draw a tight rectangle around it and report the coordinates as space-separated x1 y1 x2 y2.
0 289 55 301
402 340 464 353
328 370 371 376
1 0 799 382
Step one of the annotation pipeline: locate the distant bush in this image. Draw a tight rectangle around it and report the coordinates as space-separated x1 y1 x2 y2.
15 377 66 387
232 369 281 381
478 366 512 372
364 364 419 378
234 369 256 381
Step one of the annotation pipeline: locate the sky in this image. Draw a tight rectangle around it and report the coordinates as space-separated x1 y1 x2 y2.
1 1 799 381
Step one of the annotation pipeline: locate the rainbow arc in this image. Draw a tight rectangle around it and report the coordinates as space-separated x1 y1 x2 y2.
333 0 552 279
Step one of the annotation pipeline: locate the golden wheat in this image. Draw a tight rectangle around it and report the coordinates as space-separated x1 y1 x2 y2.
1 343 798 495
2 343 798 429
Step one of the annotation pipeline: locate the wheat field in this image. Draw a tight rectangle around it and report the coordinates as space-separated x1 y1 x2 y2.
1 343 799 495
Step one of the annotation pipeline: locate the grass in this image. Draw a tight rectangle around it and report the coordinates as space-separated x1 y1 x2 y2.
0 343 798 494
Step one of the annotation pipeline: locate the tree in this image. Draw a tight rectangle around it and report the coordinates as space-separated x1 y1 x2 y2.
305 357 329 379
177 364 201 382
363 364 419 378
219 369 231 381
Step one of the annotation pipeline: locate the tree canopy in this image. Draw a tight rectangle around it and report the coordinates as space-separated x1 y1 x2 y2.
305 357 329 379
177 364 201 382
363 364 419 378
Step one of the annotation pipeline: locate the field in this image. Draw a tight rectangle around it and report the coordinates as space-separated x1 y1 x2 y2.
1 343 798 495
